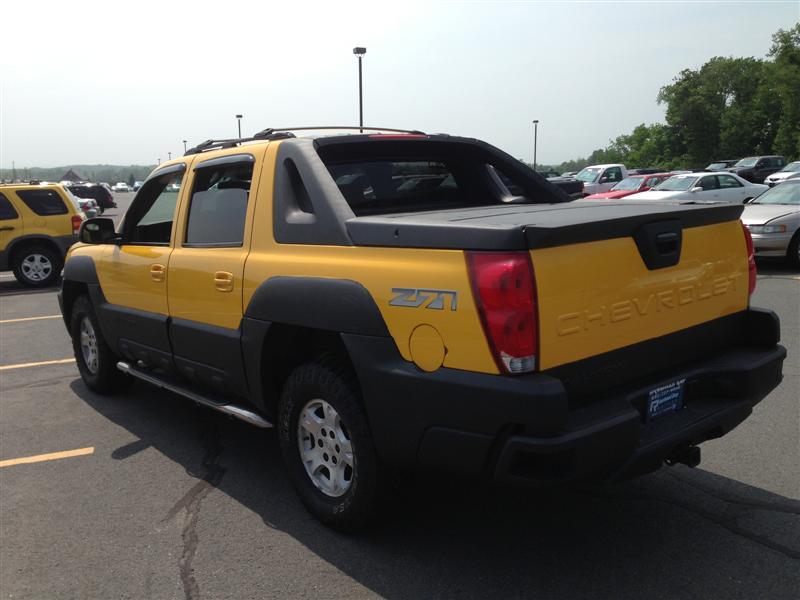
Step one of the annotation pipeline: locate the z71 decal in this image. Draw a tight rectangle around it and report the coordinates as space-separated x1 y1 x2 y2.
390 288 458 311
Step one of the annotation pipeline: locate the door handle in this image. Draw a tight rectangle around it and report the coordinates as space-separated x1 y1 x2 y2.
150 263 166 283
0 226 14 231
214 271 234 293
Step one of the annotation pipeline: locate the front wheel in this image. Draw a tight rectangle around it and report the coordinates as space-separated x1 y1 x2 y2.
70 296 130 394
787 232 800 270
278 358 382 531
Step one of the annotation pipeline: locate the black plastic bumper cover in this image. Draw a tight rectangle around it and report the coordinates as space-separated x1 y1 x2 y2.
344 308 785 485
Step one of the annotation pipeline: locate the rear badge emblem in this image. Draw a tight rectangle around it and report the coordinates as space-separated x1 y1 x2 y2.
390 288 458 311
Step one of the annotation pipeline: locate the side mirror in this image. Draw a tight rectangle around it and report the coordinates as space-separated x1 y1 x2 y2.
690 186 703 193
79 217 120 244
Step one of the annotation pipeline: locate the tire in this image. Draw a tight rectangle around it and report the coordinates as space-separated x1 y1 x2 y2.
787 232 800 270
278 357 382 531
11 244 61 287
70 295 130 394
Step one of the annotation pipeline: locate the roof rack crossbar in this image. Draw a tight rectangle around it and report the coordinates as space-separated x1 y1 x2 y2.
253 126 425 138
184 126 427 156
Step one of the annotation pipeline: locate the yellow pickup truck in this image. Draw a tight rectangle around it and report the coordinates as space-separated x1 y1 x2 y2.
58 128 785 530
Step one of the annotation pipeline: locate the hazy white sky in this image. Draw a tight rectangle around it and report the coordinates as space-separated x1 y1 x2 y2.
1 0 797 168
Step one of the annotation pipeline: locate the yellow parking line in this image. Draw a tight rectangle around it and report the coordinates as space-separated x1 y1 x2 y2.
0 315 61 324
0 447 94 468
0 358 75 371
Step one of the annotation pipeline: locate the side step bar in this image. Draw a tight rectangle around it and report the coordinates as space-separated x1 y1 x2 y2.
117 361 273 429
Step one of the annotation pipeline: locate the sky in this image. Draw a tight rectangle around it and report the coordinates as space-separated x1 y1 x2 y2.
1 0 798 169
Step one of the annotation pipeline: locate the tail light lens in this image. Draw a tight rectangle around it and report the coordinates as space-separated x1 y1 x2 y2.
467 252 538 374
742 222 756 296
71 214 83 234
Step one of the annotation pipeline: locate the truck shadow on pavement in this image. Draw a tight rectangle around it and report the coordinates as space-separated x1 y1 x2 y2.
72 379 800 600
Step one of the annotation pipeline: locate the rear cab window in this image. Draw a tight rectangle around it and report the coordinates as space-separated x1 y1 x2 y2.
14 188 70 216
315 137 550 217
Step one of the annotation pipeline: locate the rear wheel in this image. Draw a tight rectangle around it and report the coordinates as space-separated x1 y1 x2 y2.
787 232 800 269
70 295 130 393
278 357 382 531
12 244 61 287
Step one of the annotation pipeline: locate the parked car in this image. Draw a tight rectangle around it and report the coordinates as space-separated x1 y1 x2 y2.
574 164 628 196
0 182 82 286
68 183 117 212
627 168 663 175
562 171 578 177
627 172 767 203
741 179 800 268
705 160 739 171
112 182 130 192
133 180 145 192
537 170 561 179
764 161 800 187
59 128 785 530
583 173 671 200
726 155 786 184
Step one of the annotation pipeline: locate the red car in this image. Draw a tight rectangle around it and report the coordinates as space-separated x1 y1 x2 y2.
583 173 671 200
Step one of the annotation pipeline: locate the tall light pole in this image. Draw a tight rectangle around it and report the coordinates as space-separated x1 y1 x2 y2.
236 114 243 139
157 158 161 165
182 140 187 153
168 152 172 160
353 47 366 132
532 120 539 172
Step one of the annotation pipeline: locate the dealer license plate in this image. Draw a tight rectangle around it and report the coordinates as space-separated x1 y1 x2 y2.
647 378 686 420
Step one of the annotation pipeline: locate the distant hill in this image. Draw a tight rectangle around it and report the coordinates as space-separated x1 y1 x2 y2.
2 164 157 184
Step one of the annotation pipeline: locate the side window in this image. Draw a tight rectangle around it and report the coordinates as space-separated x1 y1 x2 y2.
756 159 768 168
698 176 718 191
717 175 743 189
15 189 69 215
0 193 19 220
603 167 622 182
184 159 254 246
776 157 786 167
123 167 185 245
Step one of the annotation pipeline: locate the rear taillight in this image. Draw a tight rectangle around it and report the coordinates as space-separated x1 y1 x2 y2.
71 214 83 234
742 222 756 296
467 251 538 374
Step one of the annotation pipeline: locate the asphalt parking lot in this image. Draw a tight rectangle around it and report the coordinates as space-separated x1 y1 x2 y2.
1 193 798 599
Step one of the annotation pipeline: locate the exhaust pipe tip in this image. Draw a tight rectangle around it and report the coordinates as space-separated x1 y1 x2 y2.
666 445 701 468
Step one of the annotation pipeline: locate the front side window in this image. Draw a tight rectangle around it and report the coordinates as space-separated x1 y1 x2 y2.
0 193 19 220
602 167 622 182
123 167 185 245
717 174 743 189
698 176 719 191
15 189 69 215
184 160 253 246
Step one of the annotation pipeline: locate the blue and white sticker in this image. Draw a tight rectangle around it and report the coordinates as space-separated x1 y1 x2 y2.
648 378 686 419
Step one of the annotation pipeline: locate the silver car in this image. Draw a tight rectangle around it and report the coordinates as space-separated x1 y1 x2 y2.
741 180 800 268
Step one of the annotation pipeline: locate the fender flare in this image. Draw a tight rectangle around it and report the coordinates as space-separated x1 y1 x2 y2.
244 276 389 336
62 254 100 284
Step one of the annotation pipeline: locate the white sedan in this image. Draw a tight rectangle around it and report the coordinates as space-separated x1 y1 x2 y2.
112 182 130 192
626 172 767 204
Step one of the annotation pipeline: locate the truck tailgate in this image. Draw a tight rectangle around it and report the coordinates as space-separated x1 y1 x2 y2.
532 219 749 369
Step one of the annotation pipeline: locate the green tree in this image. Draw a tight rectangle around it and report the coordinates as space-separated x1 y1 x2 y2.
769 22 800 157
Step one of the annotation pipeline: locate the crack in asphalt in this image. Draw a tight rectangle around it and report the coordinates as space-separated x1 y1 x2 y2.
163 424 226 600
585 471 800 560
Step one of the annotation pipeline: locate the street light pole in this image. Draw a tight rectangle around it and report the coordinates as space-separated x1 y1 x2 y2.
182 140 187 153
532 120 539 172
353 47 366 132
168 152 172 160
236 114 243 139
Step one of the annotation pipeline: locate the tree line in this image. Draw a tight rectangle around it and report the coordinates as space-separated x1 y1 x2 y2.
542 22 799 173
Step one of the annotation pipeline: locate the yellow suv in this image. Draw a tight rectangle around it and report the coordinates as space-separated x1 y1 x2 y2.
0 183 83 286
59 128 785 530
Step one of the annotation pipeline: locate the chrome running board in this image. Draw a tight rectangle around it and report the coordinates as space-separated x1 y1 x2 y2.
117 361 273 428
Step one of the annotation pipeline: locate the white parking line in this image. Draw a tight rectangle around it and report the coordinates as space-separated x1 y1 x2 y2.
0 358 75 371
0 315 61 324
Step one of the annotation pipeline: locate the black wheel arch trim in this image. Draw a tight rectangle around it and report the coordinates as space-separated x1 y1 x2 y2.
62 254 100 284
244 276 390 337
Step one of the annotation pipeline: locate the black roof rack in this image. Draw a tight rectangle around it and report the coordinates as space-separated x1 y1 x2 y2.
184 126 426 156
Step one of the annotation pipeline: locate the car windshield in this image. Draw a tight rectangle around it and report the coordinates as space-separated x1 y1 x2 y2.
611 177 642 191
575 167 601 183
653 176 697 191
707 163 728 170
778 161 800 173
751 183 800 205
735 157 758 167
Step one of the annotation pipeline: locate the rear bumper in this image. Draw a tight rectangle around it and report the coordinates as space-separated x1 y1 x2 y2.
344 308 785 485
